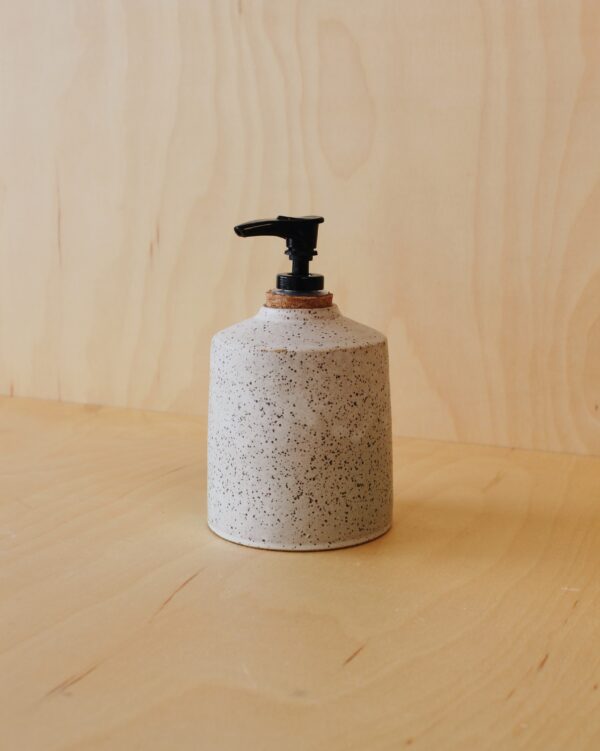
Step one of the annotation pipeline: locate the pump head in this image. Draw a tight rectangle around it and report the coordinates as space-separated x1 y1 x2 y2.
234 215 325 294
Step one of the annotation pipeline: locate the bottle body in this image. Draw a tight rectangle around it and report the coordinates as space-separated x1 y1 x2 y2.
207 305 393 551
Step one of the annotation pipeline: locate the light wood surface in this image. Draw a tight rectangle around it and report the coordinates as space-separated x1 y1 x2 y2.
0 1 600 455
1 396 599 750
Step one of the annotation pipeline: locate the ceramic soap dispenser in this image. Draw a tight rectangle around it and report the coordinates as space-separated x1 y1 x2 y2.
207 215 393 550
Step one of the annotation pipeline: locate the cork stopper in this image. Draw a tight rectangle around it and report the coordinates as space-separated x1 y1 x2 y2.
264 290 333 309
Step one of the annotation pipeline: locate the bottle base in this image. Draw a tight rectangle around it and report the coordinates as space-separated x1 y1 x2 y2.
207 522 392 552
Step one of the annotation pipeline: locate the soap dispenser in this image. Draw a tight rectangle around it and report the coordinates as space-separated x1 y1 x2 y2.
207 215 393 550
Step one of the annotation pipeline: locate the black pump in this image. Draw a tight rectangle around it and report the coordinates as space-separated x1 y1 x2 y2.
234 215 325 294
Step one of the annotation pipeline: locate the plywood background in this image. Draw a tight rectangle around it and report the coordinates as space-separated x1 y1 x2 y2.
0 0 599 455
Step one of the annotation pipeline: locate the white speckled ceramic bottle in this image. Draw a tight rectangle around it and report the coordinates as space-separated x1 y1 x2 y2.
207 216 393 550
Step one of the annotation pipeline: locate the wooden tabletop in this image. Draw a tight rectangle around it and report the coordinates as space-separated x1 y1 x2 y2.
1 397 599 750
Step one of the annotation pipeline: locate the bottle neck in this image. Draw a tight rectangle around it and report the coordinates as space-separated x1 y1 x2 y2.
257 304 341 322
264 290 333 309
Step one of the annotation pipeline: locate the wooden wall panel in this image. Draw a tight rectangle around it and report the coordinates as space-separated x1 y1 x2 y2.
0 0 599 455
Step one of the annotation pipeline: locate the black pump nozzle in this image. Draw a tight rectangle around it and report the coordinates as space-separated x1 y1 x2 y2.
234 215 325 294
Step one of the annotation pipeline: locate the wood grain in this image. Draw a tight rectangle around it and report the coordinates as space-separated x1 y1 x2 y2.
0 1 599 454
1 396 599 750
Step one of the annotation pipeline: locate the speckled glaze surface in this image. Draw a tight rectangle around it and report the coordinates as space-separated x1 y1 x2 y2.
207 304 393 551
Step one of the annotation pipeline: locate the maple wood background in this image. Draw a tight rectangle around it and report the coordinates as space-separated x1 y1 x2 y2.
1 0 599 455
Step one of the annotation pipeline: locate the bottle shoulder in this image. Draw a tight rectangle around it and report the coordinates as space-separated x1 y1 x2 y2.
212 306 386 353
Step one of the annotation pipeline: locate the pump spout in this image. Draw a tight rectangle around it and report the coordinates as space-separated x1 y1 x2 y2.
234 219 283 238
